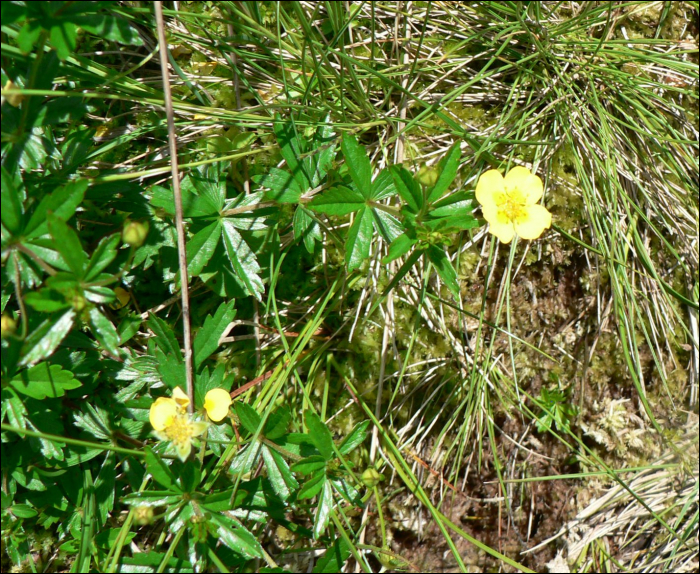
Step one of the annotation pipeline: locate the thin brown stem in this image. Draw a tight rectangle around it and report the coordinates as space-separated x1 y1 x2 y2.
154 2 195 412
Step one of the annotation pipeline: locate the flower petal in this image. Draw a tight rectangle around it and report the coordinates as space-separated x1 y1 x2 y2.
149 397 178 431
191 421 209 437
475 169 505 208
204 388 233 422
505 166 543 204
172 386 190 410
514 204 552 240
175 439 192 462
487 218 516 244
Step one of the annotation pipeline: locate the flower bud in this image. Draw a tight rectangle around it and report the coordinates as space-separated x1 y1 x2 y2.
122 220 149 247
134 505 154 525
416 166 439 187
360 468 384 488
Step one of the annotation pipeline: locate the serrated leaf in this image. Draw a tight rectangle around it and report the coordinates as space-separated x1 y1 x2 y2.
193 300 236 368
309 118 336 187
370 168 396 201
338 420 370 455
293 206 322 253
382 233 417 264
261 445 298 501
223 191 269 231
235 402 262 435
290 455 327 476
145 447 180 492
73 404 112 440
331 478 361 505
426 245 459 298
391 166 423 213
298 469 327 500
85 234 120 281
341 134 371 196
313 480 333 539
155 348 186 391
10 361 81 400
264 406 291 440
187 220 221 277
273 116 311 188
427 143 461 203
20 309 75 367
371 208 403 243
345 206 373 272
25 179 87 239
308 185 366 216
305 412 335 460
221 220 264 301
88 308 120 355
257 168 303 203
211 514 263 559
48 213 87 276
148 314 182 359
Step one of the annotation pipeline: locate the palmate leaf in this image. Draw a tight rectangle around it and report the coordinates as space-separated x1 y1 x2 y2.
426 143 461 203
341 134 372 195
186 220 221 277
293 206 322 253
193 300 236 368
426 245 459 298
346 206 374 272
308 185 365 215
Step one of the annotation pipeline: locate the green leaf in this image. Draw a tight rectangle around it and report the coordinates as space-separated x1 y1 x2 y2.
187 220 221 277
88 308 120 355
313 480 333 539
210 514 263 559
20 310 76 367
144 447 180 492
117 315 142 345
371 208 403 243
49 19 77 60
264 407 291 440
10 362 81 400
48 213 87 276
257 168 304 203
338 420 370 455
293 206 322 253
78 14 144 46
391 166 423 213
305 412 335 460
95 452 116 527
148 314 182 359
382 233 417 264
426 246 459 298
193 300 236 368
24 289 71 313
290 455 327 476
309 118 336 187
312 538 350 574
235 402 262 435
298 469 327 500
427 143 461 203
25 179 87 239
345 206 373 272
273 116 311 188
308 185 366 216
185 164 226 214
85 234 120 281
341 134 371 196
261 445 299 501
1 166 23 234
221 221 264 301
370 168 396 201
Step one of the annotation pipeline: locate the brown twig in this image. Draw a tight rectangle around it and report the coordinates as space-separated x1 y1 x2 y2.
154 3 195 412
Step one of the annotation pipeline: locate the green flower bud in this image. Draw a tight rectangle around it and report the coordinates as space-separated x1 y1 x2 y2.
134 505 154 526
122 220 149 247
360 468 384 488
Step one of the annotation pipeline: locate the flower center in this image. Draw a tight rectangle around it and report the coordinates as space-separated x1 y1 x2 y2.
497 188 527 223
163 414 195 447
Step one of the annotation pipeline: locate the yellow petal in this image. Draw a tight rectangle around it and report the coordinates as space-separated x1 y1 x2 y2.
149 397 178 431
204 388 233 422
172 386 190 410
514 204 552 240
175 439 192 462
475 170 505 208
191 421 209 437
505 166 543 204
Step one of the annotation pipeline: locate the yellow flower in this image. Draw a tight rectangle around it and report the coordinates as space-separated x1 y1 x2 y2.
149 387 207 461
475 166 552 244
203 388 233 422
152 413 208 461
